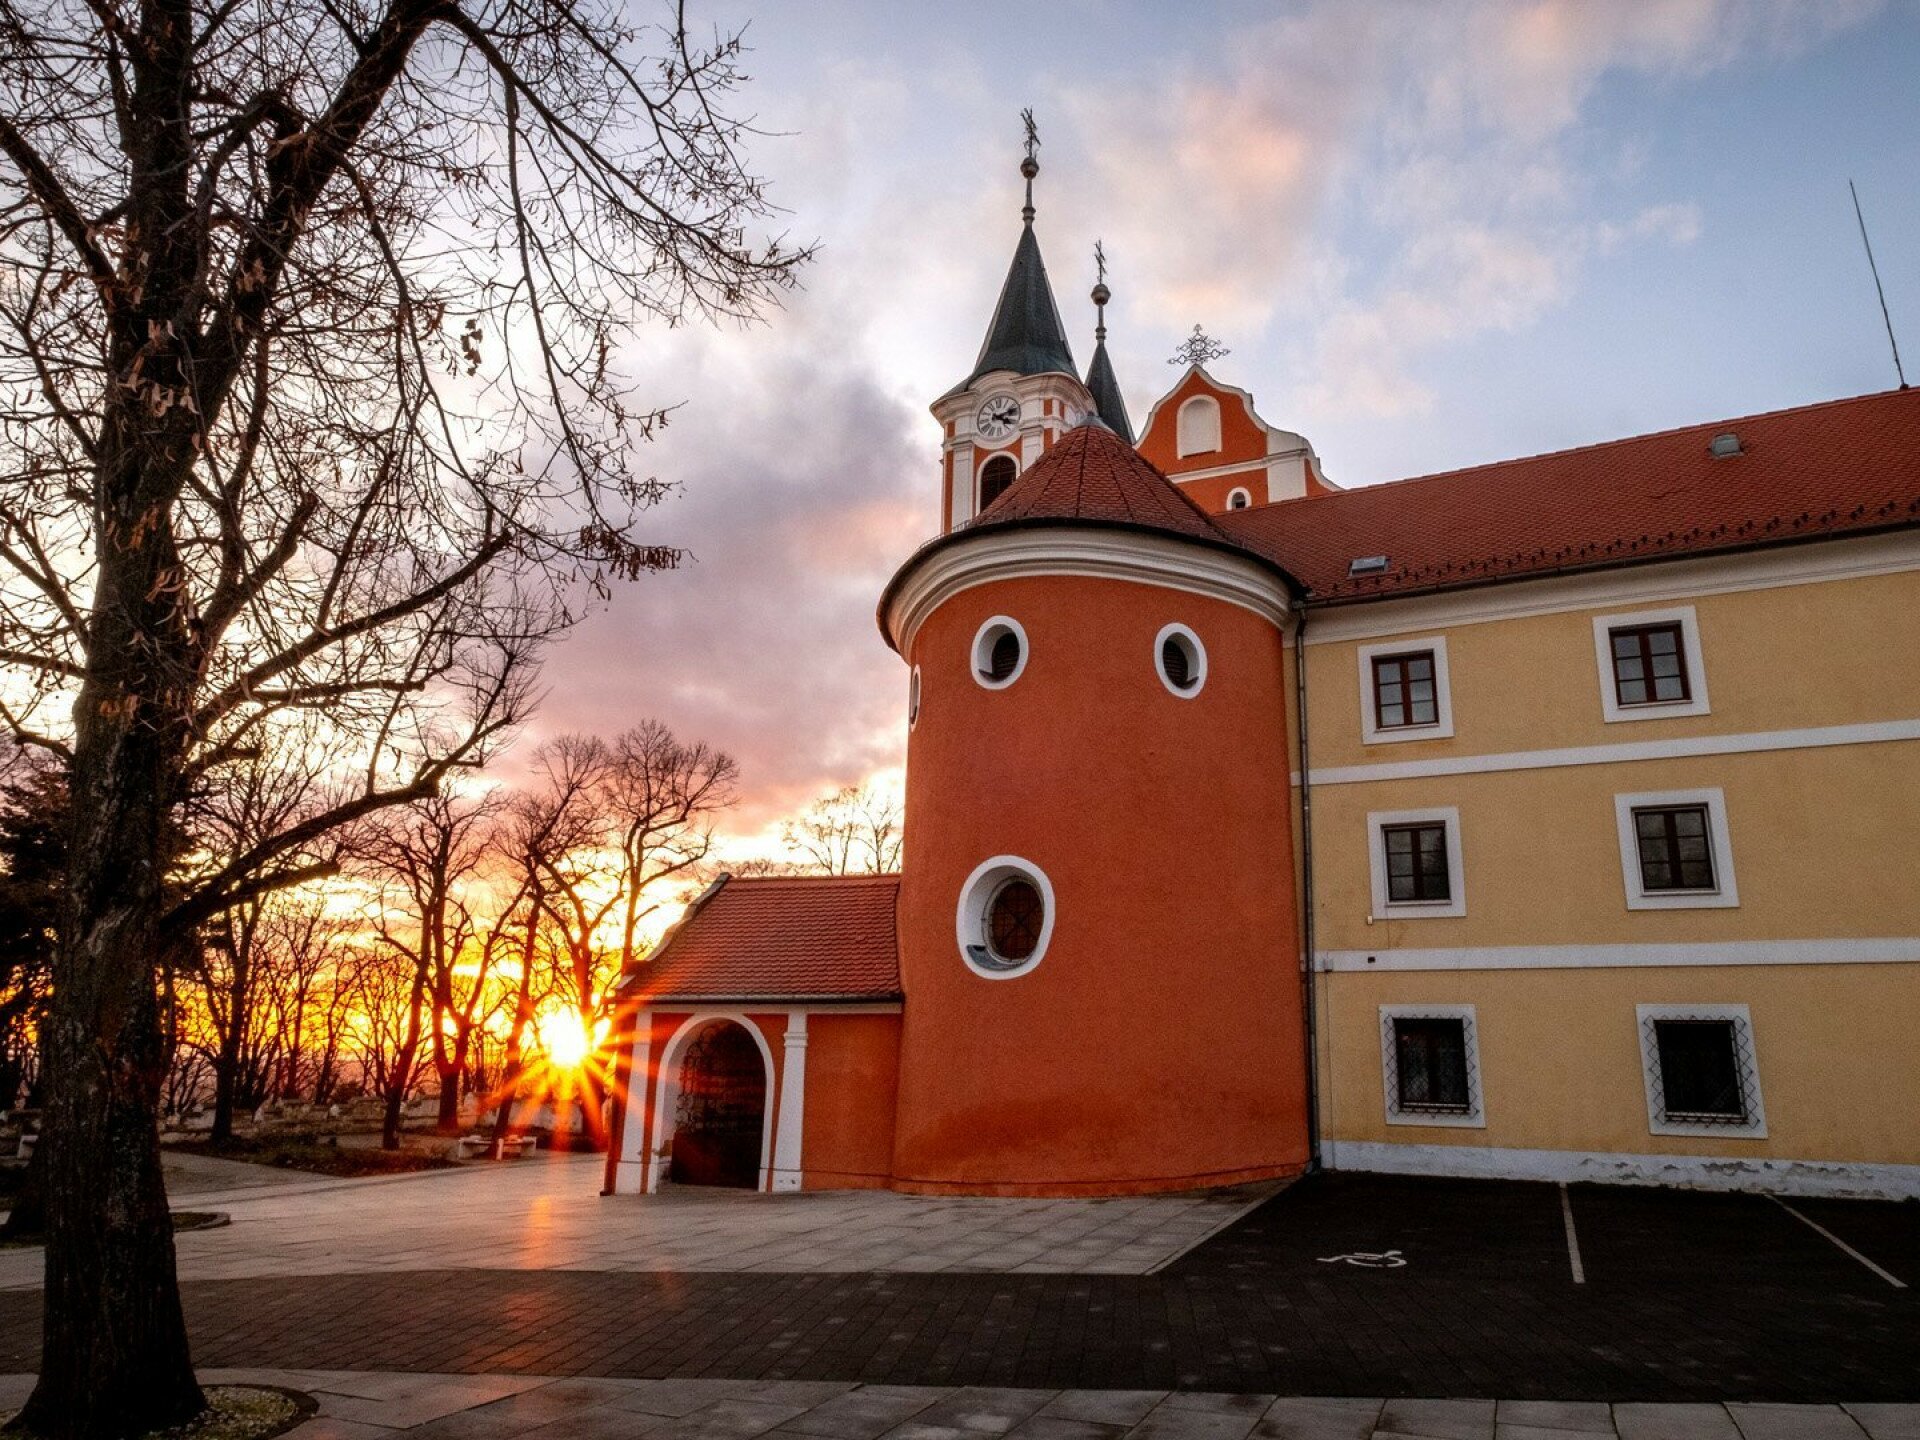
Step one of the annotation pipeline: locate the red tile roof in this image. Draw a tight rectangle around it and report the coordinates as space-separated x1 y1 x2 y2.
624 874 902 1001
1222 387 1920 602
972 420 1239 546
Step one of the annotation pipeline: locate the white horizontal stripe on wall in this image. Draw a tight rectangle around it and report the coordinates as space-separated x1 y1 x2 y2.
1317 938 1920 971
1293 718 1920 788
1321 1139 1920 1201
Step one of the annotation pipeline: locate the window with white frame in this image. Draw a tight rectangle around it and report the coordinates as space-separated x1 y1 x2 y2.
1637 1003 1766 1138
1356 637 1454 744
1380 1004 1484 1127
1613 788 1738 909
1592 606 1710 721
1366 807 1466 917
1226 486 1252 510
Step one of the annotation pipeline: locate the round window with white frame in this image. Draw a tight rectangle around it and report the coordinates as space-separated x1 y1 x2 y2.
908 665 922 728
956 856 1055 979
1154 623 1207 698
1227 487 1252 511
971 615 1028 689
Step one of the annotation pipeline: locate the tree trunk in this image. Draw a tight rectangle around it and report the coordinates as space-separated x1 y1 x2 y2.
434 1067 461 1133
382 963 428 1151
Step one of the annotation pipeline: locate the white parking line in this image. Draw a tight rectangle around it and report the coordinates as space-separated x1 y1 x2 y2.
1771 1195 1907 1289
1558 1182 1585 1284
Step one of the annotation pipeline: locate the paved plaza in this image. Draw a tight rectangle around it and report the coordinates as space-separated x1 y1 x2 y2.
0 1162 1916 1434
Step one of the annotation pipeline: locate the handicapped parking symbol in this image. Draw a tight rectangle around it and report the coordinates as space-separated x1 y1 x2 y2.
1317 1249 1407 1268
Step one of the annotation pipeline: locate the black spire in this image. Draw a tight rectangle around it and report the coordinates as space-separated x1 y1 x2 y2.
953 112 1077 392
1083 241 1133 443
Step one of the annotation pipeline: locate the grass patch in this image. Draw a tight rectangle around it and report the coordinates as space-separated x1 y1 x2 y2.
169 1134 459 1178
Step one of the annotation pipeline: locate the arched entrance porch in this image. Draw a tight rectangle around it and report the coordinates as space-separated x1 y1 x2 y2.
663 1018 769 1188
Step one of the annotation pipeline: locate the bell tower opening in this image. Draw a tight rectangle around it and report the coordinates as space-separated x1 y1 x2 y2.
978 454 1018 511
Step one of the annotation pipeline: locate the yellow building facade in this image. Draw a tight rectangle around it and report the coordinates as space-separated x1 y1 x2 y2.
1296 532 1920 1197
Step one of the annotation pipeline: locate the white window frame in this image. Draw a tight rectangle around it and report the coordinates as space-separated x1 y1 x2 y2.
1636 1002 1767 1139
908 665 922 729
1357 636 1454 745
955 855 1055 980
1380 1003 1485 1129
971 615 1029 690
1153 622 1208 698
1592 605 1710 722
1366 806 1466 918
1177 395 1222 457
1614 787 1738 910
1226 486 1252 510
976 452 1020 513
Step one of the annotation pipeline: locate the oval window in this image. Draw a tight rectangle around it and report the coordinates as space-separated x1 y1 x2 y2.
1154 623 1207 698
908 665 922 727
971 616 1028 689
955 856 1055 979
986 878 1044 963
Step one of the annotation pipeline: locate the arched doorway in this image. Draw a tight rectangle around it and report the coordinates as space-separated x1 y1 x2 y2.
668 1021 767 1188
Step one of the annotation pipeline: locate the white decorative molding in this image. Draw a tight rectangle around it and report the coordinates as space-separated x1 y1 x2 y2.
1321 1139 1920 1200
1592 605 1710 722
1317 938 1920 971
1614 786 1738 910
1365 806 1467 919
1299 529 1920 643
884 526 1295 655
771 1011 808 1192
1296 717 1920 787
1356 636 1454 745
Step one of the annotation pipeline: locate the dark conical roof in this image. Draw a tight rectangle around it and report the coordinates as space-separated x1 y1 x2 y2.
956 223 1078 390
1083 339 1133 442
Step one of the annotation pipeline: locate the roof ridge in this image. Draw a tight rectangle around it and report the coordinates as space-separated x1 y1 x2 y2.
1264 386 1918 504
719 872 901 885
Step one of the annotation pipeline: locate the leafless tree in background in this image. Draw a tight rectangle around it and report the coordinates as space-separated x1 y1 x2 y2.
0 0 807 1422
783 780 904 875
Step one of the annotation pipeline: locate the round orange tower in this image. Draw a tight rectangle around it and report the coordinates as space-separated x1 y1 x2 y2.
878 421 1312 1195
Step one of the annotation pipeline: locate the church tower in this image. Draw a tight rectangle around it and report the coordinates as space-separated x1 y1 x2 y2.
932 115 1098 534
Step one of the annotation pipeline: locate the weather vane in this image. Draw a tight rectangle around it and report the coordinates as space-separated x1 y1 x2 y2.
1021 108 1039 163
1094 239 1108 288
1169 324 1230 368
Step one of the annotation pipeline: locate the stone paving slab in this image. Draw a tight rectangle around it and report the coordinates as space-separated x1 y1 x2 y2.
0 1159 1275 1291
6 1375 1911 1440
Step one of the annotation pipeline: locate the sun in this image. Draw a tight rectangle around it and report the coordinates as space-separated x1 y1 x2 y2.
538 1011 592 1070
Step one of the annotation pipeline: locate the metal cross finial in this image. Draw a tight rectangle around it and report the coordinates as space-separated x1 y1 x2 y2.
1091 241 1111 342
1018 109 1040 223
1168 324 1230 368
1094 239 1108 287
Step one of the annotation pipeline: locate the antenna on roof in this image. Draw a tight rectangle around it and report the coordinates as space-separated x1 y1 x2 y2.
1850 179 1908 390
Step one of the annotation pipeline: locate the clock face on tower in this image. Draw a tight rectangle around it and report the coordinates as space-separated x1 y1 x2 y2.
976 393 1021 441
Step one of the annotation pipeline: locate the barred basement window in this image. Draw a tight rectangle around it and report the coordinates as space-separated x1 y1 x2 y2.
1638 1004 1766 1137
1380 1004 1483 1127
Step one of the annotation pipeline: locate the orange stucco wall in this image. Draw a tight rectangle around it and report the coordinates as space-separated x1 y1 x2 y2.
891 570 1311 1195
1137 370 1268 477
800 1013 903 1190
1179 467 1271 512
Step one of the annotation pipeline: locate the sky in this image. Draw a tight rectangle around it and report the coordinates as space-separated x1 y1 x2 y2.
525 0 1920 858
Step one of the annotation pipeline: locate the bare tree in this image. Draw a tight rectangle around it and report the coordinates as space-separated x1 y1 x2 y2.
783 780 904 875
0 0 806 1421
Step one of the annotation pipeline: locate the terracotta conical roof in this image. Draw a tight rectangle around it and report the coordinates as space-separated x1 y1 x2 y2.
879 421 1300 650
969 421 1229 541
1083 338 1134 442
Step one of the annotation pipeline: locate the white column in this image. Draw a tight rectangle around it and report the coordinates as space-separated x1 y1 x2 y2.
949 440 976 530
610 1012 652 1195
770 1011 808 1192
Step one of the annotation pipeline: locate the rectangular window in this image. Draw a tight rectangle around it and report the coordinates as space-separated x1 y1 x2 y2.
1651 1019 1747 1123
1383 822 1451 903
1633 805 1716 891
1610 623 1691 707
1393 1017 1471 1113
1371 650 1439 730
